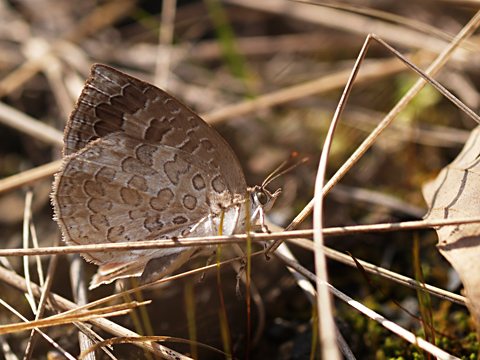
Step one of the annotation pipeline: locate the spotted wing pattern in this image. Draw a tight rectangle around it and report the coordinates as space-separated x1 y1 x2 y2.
53 132 232 265
51 64 248 287
63 64 246 193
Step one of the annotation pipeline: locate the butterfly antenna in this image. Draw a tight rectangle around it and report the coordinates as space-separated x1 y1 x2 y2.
262 152 307 187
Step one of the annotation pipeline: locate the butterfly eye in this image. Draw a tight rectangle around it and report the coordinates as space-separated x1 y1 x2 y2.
256 190 268 205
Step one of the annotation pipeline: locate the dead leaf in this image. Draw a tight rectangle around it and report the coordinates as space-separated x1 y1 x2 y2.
423 126 480 334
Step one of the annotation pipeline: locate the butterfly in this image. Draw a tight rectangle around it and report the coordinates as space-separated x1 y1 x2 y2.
51 64 281 289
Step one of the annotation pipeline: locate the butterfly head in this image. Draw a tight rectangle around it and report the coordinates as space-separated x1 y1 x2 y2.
249 185 282 213
248 152 307 214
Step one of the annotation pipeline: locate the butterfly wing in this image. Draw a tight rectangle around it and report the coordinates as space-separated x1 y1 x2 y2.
53 64 250 287
63 64 246 194
53 132 232 266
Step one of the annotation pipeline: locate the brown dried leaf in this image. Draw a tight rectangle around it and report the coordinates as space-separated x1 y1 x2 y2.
422 126 480 333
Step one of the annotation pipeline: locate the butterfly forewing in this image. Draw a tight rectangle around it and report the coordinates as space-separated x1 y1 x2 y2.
63 64 247 193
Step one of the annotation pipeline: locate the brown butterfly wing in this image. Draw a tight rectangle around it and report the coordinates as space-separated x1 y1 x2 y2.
63 64 247 194
53 132 232 265
53 64 249 286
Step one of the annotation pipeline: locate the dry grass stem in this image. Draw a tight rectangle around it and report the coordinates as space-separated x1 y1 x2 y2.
155 0 177 88
2 216 480 257
22 234 60 360
79 336 226 360
2 1 478 358
269 10 480 251
0 299 77 360
298 0 480 52
226 0 459 56
0 159 63 195
289 239 467 306
274 252 462 360
0 301 150 335
0 102 64 147
41 55 76 121
204 57 408 125
0 266 188 359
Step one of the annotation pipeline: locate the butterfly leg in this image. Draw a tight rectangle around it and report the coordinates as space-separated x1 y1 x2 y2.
232 243 247 299
230 203 242 233
250 206 270 234
259 207 271 234
263 241 271 260
176 214 218 282
251 206 273 260
199 249 217 282
189 215 211 234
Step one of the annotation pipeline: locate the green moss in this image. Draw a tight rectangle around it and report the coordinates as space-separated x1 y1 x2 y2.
338 298 478 359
